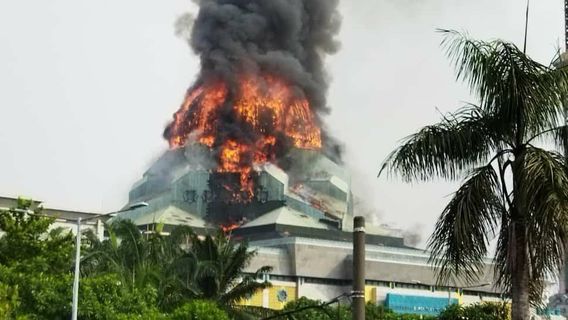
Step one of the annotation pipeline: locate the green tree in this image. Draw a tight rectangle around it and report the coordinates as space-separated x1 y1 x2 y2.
82 220 200 311
439 302 510 320
78 273 163 320
0 198 74 274
188 230 272 316
380 30 568 320
83 221 272 316
0 198 74 319
280 297 337 320
170 300 229 320
0 283 23 319
365 302 396 319
0 200 165 319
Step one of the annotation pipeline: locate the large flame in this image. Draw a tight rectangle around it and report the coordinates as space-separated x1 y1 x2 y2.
166 73 322 202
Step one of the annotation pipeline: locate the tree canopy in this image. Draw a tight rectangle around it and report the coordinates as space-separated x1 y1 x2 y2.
380 30 568 320
0 199 271 319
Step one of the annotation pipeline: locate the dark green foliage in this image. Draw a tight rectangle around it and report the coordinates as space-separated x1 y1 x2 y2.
188 230 272 307
438 302 510 320
81 221 198 310
0 200 270 319
0 198 74 274
379 30 568 317
82 222 272 315
0 282 20 319
0 199 74 319
365 302 396 319
281 296 338 319
279 298 436 320
78 273 162 319
170 300 229 320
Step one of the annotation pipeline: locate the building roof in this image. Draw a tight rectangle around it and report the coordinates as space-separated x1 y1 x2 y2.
111 204 208 229
240 206 331 230
0 195 105 220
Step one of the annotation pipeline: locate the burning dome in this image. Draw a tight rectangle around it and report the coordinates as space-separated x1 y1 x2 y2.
114 0 356 235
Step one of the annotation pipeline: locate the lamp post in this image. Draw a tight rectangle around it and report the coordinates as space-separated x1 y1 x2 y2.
69 202 149 320
23 202 149 320
352 216 366 320
71 217 81 320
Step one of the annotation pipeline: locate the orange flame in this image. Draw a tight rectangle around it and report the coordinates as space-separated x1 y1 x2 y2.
221 223 240 233
166 73 322 202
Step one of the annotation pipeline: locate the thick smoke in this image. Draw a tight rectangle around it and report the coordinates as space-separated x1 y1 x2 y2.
166 0 343 156
402 223 424 248
188 0 341 114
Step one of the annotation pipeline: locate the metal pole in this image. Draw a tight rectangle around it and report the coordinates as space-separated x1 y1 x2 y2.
352 216 365 320
448 287 452 306
71 217 81 320
523 0 530 53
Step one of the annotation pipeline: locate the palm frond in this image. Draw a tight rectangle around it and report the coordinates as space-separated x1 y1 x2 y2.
440 30 568 141
530 124 568 156
493 146 568 305
221 267 272 306
428 164 504 285
380 104 501 182
523 147 568 304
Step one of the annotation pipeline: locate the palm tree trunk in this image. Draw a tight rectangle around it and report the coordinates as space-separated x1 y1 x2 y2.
511 149 530 320
511 225 530 320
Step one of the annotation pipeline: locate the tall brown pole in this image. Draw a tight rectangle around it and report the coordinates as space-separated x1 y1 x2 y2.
352 216 365 320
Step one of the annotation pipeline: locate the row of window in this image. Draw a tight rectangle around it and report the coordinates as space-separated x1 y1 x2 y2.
181 189 270 203
247 273 504 299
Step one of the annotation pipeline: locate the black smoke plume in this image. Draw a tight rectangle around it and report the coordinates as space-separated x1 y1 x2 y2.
165 0 342 155
191 0 340 111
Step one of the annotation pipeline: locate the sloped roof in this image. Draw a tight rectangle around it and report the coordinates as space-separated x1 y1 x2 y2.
240 206 331 230
111 205 208 228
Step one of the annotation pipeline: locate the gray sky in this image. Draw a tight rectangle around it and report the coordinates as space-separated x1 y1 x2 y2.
0 0 564 246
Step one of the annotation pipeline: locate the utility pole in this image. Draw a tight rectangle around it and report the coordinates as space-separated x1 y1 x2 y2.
71 218 81 320
560 0 568 296
352 216 366 320
565 0 568 51
68 202 148 319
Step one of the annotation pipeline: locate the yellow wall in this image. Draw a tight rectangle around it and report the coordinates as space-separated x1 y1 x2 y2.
365 286 377 303
239 289 264 307
268 286 297 310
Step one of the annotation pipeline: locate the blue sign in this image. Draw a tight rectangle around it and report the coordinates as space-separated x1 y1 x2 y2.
385 293 458 315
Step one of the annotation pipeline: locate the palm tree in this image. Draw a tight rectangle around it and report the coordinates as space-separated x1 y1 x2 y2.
83 221 272 316
379 30 568 320
82 220 200 310
188 231 272 316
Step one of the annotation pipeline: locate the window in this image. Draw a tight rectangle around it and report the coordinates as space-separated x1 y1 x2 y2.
366 280 390 287
270 275 296 282
183 190 197 203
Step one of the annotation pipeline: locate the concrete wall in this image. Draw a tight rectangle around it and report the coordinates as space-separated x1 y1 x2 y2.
298 282 351 302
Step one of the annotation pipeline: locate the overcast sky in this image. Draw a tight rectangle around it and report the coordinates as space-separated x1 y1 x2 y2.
0 0 564 246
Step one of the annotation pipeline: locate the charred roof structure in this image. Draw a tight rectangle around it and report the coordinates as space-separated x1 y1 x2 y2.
113 144 405 246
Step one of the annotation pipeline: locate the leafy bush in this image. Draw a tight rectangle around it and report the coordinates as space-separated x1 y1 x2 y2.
170 300 229 320
438 302 510 320
79 274 162 320
281 297 337 320
0 282 23 319
281 298 434 320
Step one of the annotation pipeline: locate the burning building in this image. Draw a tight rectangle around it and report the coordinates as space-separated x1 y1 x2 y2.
111 0 504 313
114 0 363 239
121 144 359 239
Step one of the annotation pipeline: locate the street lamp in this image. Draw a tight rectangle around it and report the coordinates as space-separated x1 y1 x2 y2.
22 202 149 320
69 202 149 320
